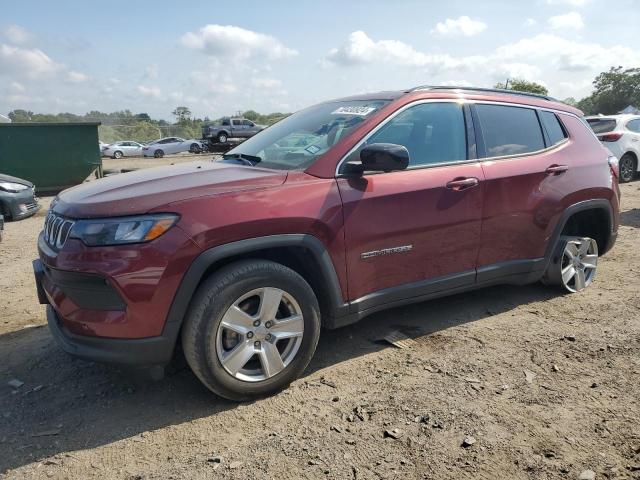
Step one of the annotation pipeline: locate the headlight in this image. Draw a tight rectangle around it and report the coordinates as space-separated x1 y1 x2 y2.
0 181 29 193
70 214 179 246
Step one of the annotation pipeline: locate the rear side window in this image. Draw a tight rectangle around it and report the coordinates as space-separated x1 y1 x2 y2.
539 111 567 146
476 104 545 157
626 119 640 133
586 118 616 134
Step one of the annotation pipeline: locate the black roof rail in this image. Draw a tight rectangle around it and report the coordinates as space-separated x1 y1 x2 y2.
410 85 557 102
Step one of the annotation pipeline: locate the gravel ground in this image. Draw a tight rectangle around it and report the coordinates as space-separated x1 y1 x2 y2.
0 160 639 479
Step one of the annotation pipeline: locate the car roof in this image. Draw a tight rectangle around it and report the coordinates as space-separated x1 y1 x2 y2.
327 85 582 116
585 114 640 120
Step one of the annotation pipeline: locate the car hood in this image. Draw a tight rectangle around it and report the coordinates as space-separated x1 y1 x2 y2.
0 173 33 188
52 161 287 218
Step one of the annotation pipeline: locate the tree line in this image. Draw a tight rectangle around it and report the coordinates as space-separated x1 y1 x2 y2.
496 67 640 115
6 107 290 144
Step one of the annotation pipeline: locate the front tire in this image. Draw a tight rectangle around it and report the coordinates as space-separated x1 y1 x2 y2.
181 260 321 401
619 153 636 183
113 150 123 159
189 143 201 153
153 149 164 158
217 133 228 144
543 236 598 292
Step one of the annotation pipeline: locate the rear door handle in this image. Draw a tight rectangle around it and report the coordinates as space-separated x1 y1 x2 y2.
545 164 569 175
446 177 479 191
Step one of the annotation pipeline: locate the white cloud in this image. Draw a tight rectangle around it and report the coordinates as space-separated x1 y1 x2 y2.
431 16 487 37
137 85 162 99
324 31 482 71
546 0 590 6
67 71 89 83
548 11 584 30
4 25 33 45
495 33 639 71
181 25 297 60
524 18 537 27
0 44 59 78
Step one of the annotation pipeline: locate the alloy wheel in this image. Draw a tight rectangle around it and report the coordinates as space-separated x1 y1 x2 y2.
620 156 635 183
215 287 304 382
560 237 598 292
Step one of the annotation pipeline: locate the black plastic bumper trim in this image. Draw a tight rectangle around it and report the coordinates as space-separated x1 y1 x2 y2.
47 305 177 366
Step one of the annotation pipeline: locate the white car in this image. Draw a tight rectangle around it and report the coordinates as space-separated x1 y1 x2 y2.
142 137 205 158
586 114 640 183
101 141 145 159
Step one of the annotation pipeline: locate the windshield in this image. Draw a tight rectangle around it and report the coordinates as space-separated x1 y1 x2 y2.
223 100 390 170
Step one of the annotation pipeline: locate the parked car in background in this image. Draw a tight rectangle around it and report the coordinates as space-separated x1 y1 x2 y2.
0 173 40 221
142 137 205 158
586 114 640 183
101 141 145 159
202 118 265 143
34 86 619 401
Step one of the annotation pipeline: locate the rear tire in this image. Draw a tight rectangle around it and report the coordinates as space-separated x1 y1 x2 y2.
619 153 636 183
181 260 321 401
543 236 598 293
154 149 164 158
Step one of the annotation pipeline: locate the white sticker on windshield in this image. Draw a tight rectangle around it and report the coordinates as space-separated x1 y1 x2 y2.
331 106 377 116
305 144 321 154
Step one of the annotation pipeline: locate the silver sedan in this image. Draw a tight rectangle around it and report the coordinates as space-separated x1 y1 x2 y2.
142 137 205 158
101 141 144 159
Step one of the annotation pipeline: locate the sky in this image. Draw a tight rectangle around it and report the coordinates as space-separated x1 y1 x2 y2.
1 0 639 120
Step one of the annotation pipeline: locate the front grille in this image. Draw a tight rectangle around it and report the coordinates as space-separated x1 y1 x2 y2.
25 201 39 212
44 212 75 250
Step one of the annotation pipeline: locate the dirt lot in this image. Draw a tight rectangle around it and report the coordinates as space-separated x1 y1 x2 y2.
1 159 639 479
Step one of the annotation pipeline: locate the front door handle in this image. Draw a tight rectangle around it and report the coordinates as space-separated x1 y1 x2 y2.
446 177 479 191
545 164 569 175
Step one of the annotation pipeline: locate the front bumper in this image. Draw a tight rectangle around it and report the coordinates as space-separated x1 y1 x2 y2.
34 259 179 366
46 304 178 366
0 187 40 220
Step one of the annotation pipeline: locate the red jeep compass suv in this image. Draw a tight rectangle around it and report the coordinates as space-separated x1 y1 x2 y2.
34 86 620 400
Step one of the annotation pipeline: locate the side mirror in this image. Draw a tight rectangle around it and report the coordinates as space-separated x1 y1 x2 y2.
343 143 410 174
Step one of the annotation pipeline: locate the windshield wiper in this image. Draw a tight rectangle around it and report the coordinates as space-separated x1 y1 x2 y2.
222 153 262 166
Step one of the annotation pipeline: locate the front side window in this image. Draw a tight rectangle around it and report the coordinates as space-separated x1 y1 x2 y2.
222 119 231 126
224 99 390 170
476 104 545 157
363 102 467 167
539 111 568 146
232 120 242 126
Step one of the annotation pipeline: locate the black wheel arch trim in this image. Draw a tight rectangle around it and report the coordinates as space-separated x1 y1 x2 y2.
544 198 616 263
162 234 348 340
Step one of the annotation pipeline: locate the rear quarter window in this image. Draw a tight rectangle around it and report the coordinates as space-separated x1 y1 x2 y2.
586 118 617 134
476 104 545 157
539 111 568 146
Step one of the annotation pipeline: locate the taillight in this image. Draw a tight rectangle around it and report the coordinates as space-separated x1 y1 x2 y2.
608 155 619 179
599 133 623 142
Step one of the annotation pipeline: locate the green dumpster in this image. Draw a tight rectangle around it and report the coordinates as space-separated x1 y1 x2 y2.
0 122 102 194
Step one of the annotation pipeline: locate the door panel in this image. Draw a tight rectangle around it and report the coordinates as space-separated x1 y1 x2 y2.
473 105 572 268
478 148 572 267
338 162 484 301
